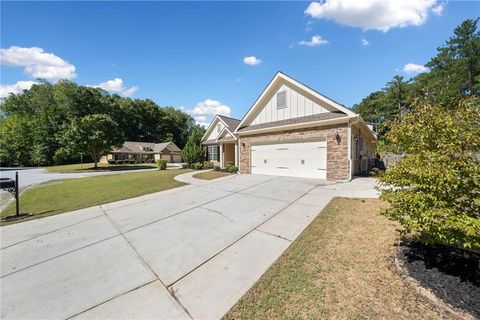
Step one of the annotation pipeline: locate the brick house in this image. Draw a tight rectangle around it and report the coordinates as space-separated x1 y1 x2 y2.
201 72 377 182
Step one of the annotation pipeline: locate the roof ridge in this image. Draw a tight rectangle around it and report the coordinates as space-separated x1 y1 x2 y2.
218 114 241 121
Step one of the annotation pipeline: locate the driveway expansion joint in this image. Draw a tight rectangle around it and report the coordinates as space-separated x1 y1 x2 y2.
98 204 195 319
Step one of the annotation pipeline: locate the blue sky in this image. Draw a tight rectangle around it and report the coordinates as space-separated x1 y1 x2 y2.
1 1 479 126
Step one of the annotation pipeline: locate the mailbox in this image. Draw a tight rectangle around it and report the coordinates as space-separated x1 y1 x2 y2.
1 172 19 219
0 179 15 189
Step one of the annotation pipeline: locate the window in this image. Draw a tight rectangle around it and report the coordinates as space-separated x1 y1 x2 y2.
208 145 219 161
276 91 286 109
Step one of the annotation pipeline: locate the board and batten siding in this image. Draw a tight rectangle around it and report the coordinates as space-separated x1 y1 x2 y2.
251 84 330 125
206 120 225 140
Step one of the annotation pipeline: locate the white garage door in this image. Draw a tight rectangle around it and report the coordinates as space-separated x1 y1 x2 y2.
251 140 327 179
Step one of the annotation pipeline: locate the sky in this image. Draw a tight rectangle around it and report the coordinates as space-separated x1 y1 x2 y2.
1 1 479 127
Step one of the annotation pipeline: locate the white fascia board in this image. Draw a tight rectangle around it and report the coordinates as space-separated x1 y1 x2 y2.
235 72 356 133
236 116 355 136
216 126 238 142
201 115 232 141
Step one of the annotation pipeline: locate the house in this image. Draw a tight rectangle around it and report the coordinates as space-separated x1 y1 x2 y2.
201 115 241 167
201 72 377 181
100 141 182 164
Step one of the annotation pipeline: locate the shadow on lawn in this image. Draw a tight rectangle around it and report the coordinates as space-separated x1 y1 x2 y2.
399 240 480 318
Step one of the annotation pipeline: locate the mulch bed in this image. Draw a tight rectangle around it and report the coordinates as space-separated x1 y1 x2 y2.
398 240 480 319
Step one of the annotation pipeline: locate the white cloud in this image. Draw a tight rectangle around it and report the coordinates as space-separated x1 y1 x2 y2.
89 78 139 97
305 0 439 32
0 46 76 80
298 35 329 47
182 99 231 128
361 38 370 46
0 80 36 98
432 3 444 15
243 56 262 66
403 63 428 74
235 78 243 82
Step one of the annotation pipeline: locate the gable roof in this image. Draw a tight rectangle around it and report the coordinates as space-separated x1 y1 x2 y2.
218 115 241 131
235 71 356 132
201 114 241 142
111 141 181 154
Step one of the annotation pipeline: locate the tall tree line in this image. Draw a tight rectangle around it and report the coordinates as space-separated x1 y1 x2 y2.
0 81 203 166
353 18 480 140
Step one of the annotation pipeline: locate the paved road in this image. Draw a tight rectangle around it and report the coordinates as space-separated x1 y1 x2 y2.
0 167 159 207
0 167 159 189
0 173 378 319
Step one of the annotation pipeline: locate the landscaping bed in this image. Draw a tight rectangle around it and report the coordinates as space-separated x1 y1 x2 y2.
192 170 232 180
397 240 480 319
225 198 446 319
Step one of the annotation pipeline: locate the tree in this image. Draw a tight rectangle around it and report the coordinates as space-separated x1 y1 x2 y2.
0 80 198 166
379 97 480 249
416 18 480 105
181 129 204 166
60 114 124 168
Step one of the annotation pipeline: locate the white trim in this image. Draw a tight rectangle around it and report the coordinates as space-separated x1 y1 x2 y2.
201 115 233 142
236 116 355 136
235 72 356 133
215 126 238 142
347 122 352 181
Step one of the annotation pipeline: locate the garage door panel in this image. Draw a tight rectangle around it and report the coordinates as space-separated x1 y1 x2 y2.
251 141 326 179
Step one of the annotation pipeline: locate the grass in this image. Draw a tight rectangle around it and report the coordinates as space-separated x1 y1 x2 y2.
192 170 231 180
1 169 189 225
225 198 444 320
45 162 157 173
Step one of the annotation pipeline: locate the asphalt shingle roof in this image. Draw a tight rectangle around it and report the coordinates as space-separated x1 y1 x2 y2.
237 112 347 132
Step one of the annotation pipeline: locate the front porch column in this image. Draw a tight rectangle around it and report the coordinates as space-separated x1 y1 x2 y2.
234 142 238 167
219 143 224 167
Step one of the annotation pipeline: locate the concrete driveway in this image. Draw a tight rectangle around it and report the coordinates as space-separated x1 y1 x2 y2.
0 173 378 320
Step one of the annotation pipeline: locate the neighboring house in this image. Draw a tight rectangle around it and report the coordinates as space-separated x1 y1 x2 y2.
100 141 182 164
201 72 377 181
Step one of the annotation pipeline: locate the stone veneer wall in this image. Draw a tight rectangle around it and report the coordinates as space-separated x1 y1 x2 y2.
239 124 349 181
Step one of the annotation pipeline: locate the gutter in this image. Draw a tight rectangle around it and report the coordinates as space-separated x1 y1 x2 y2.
235 116 354 136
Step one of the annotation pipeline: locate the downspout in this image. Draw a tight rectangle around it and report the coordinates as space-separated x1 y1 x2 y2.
347 120 352 181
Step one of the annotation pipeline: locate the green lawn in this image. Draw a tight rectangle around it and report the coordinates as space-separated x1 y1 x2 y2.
45 162 158 173
192 170 232 180
1 169 189 225
225 198 444 320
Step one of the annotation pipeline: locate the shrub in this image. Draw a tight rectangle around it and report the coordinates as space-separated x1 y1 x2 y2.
157 159 167 170
129 159 136 164
115 160 123 165
225 161 234 169
379 98 480 250
203 161 213 169
181 163 188 169
182 129 204 165
227 165 238 174
107 159 115 165
192 162 204 170
213 165 221 171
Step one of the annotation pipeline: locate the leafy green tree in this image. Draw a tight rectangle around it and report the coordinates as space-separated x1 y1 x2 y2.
379 97 480 249
60 114 124 168
0 115 34 166
0 80 199 166
181 129 204 166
